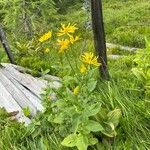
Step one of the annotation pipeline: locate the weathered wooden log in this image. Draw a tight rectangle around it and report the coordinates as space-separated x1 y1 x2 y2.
0 24 15 64
0 63 62 124
0 81 30 125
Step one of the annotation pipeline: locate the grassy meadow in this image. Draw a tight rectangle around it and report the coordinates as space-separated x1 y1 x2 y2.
0 0 150 150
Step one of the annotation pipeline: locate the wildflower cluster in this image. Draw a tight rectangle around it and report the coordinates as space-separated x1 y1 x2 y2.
57 23 80 53
37 23 101 75
80 52 101 74
38 31 52 43
38 23 111 150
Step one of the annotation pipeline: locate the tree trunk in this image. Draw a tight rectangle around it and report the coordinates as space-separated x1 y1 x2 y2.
0 24 15 64
91 0 109 79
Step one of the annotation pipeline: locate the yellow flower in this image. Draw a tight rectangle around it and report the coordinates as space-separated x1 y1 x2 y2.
80 64 87 73
73 86 80 95
81 52 101 67
47 95 51 100
39 31 52 42
44 48 50 53
69 35 80 44
57 39 70 53
57 23 78 36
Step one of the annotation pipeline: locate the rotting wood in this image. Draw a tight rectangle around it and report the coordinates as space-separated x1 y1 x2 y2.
0 63 62 124
2 63 62 89
0 70 39 116
2 69 44 110
13 64 60 81
10 63 60 81
0 81 21 112
1 63 47 98
3 71 44 112
0 81 30 124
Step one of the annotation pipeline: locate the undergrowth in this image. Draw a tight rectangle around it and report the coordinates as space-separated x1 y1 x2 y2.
0 0 150 150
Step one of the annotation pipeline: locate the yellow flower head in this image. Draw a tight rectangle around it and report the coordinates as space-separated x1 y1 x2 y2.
57 39 70 53
80 64 87 73
73 86 80 95
69 35 80 44
81 52 101 67
39 31 52 42
57 23 78 37
44 48 50 53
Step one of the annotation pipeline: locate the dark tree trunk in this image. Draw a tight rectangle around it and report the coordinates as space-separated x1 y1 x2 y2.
91 0 109 79
0 24 15 64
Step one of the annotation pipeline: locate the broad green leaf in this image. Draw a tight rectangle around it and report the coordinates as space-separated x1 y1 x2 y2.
53 113 65 124
84 120 104 132
101 129 117 137
87 79 97 92
88 136 98 145
61 134 88 150
76 134 88 150
107 109 121 127
84 103 101 117
61 134 77 147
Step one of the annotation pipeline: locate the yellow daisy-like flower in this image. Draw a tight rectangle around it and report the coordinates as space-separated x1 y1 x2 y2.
73 86 80 95
80 64 87 73
57 39 70 53
38 31 52 42
81 52 101 67
69 35 80 44
57 23 78 37
44 48 50 53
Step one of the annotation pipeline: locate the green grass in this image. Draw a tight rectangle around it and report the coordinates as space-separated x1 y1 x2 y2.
64 0 150 47
0 0 150 150
0 54 150 149
103 0 150 47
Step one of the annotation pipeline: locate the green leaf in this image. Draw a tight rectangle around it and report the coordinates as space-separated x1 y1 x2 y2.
53 113 65 124
84 103 101 117
131 68 145 82
61 134 78 147
22 107 31 117
61 134 89 150
88 138 98 146
87 79 97 92
76 134 88 150
107 109 121 127
84 120 104 132
101 129 117 137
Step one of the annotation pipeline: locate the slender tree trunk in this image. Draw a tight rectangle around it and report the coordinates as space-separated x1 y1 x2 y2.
91 0 109 79
0 24 15 64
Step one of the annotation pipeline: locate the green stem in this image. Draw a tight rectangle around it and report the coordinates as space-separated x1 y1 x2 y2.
65 52 76 75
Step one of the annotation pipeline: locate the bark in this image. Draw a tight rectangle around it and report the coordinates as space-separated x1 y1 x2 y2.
0 24 15 64
91 0 109 79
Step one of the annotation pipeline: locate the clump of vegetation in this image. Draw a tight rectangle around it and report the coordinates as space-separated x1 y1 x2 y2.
0 0 150 150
